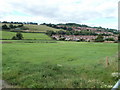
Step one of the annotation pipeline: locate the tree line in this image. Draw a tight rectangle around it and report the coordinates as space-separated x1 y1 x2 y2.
42 23 118 34
2 24 29 30
46 30 111 36
1 21 38 25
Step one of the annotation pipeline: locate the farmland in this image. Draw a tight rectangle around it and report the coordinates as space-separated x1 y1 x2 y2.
1 24 119 88
24 24 64 32
2 41 118 88
1 31 52 40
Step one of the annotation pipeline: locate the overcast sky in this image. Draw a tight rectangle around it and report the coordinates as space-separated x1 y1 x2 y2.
0 0 118 29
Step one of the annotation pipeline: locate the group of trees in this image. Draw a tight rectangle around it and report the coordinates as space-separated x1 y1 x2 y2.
43 23 72 30
46 30 111 36
42 23 90 31
2 24 29 30
2 24 24 30
95 35 104 42
1 21 38 25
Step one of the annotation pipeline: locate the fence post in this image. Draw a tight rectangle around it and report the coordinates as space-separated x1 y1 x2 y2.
106 56 109 67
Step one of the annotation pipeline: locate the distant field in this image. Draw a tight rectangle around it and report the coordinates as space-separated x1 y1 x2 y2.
2 42 118 88
1 31 52 40
24 24 64 32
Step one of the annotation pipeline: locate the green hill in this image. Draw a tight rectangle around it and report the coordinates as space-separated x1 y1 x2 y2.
1 31 52 40
24 24 64 32
1 23 64 32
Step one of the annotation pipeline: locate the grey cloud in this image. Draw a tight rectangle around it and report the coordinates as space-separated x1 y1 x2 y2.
1 0 117 27
6 0 103 23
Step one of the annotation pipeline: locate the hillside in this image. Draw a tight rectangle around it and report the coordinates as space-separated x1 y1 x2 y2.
1 31 52 40
1 23 65 32
44 23 118 34
24 24 64 32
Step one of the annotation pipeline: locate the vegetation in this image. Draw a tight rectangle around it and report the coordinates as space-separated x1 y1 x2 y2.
2 21 38 25
2 42 118 88
1 31 52 40
2 24 10 30
95 34 104 42
23 24 64 32
105 38 115 41
46 30 98 36
2 24 24 30
1 23 64 32
1 22 119 88
12 32 23 40
43 23 118 34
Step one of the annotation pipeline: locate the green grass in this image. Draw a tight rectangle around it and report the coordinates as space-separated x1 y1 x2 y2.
24 24 64 32
2 42 118 88
1 31 52 40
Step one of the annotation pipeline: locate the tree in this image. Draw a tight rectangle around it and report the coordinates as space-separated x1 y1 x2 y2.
46 30 55 36
12 36 18 40
12 32 23 40
105 38 115 41
16 32 23 40
56 30 66 35
2 24 10 30
9 24 14 29
17 24 23 27
95 34 104 42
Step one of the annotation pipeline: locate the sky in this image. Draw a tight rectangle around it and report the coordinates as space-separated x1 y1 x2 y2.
0 0 118 29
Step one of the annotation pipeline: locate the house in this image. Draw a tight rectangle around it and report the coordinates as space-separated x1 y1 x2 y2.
52 35 118 42
95 31 113 35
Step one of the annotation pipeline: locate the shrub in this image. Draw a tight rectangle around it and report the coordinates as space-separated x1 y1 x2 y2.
2 24 10 30
105 38 115 41
95 34 104 42
12 36 18 40
11 32 23 40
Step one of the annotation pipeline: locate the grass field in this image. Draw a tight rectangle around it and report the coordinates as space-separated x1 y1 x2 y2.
24 24 64 32
1 31 52 40
2 42 118 88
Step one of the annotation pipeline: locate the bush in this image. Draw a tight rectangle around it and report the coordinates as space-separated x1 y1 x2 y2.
16 32 23 40
95 34 104 42
2 24 10 30
114 41 118 43
9 24 14 29
105 38 115 41
11 32 23 40
12 36 18 40
46 30 55 36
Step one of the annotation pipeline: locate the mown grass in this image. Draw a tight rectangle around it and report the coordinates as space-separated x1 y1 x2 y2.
2 42 118 88
1 31 52 40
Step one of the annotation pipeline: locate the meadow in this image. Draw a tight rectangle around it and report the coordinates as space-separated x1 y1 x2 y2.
2 41 118 88
1 24 119 88
1 31 52 40
24 24 64 32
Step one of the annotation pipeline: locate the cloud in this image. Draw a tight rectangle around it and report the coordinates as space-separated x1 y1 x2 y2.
0 0 118 29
